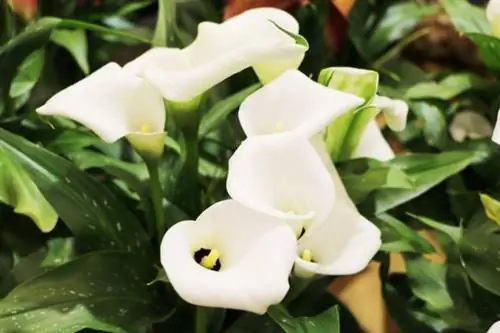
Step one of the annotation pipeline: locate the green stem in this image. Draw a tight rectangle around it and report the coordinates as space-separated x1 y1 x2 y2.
153 0 178 47
195 306 208 333
146 161 166 243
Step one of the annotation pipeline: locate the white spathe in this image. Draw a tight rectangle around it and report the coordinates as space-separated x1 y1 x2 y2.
36 63 165 157
160 199 297 314
297 137 381 277
238 69 364 138
372 95 409 132
124 8 307 102
450 110 493 142
488 321 500 333
351 120 395 161
295 199 381 278
226 133 335 232
487 0 500 36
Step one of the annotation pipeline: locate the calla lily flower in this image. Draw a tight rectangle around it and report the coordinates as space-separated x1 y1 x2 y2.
450 110 493 142
226 133 335 233
124 8 308 103
238 69 364 138
487 0 500 36
294 199 381 278
36 63 165 161
489 321 500 333
351 120 395 161
160 199 297 314
7 0 37 20
352 96 409 161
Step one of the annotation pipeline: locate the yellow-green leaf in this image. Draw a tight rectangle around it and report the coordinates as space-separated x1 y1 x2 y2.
479 193 500 225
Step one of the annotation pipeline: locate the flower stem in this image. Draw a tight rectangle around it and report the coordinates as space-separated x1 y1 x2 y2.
146 161 166 243
195 306 208 333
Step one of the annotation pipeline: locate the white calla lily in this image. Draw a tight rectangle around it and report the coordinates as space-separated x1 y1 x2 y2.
36 63 165 160
372 95 409 132
487 0 500 36
488 321 500 333
124 8 307 102
352 120 395 161
160 199 297 314
226 133 335 233
450 110 493 142
294 199 381 278
238 69 364 137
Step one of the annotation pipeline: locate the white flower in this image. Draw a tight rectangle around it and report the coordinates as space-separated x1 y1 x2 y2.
372 95 408 132
226 133 336 233
351 120 395 161
351 96 408 161
298 137 381 277
450 110 493 142
487 0 500 36
488 321 500 333
238 69 364 138
36 63 165 160
124 8 307 102
294 199 381 278
160 199 297 314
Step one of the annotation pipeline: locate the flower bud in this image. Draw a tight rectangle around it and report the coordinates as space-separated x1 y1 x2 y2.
7 0 37 21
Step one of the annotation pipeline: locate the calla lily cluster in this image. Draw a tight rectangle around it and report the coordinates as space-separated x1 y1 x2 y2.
36 7 307 161
36 7 382 317
161 69 381 313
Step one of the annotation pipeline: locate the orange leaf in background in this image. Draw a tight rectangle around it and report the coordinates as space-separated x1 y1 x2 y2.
7 0 37 21
223 0 307 19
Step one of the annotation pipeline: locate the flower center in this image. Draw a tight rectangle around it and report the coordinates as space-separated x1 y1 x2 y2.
300 249 314 262
194 248 221 271
274 122 284 133
140 124 153 133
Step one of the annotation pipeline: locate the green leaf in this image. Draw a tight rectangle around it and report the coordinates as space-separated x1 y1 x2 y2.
408 213 461 243
440 0 490 34
410 101 448 149
0 147 57 232
376 214 435 253
51 29 90 75
373 151 477 213
0 251 165 332
199 83 261 137
9 48 45 99
339 158 413 203
466 33 500 70
405 255 454 313
267 305 340 333
367 2 438 56
319 67 378 103
458 229 500 297
479 193 500 225
404 73 484 100
0 128 152 258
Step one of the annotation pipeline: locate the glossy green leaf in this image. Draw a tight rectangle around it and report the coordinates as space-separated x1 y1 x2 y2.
404 73 484 100
0 129 152 258
339 158 413 203
199 83 261 137
467 33 500 70
408 214 461 243
9 49 45 99
373 151 478 213
405 255 454 313
267 305 340 333
0 147 57 232
459 229 500 297
51 29 90 74
441 0 490 34
367 2 438 56
376 214 435 253
410 101 448 149
0 251 165 332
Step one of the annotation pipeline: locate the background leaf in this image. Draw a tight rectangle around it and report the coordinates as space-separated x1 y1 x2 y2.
50 29 90 75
